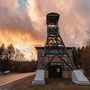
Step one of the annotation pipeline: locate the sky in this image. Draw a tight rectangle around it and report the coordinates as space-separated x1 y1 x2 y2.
0 0 90 60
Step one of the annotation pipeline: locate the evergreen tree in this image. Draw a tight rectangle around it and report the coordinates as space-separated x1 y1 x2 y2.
0 44 5 71
7 44 15 60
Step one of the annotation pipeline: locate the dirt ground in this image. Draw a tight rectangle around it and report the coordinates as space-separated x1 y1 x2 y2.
12 75 35 90
15 77 90 90
0 73 35 90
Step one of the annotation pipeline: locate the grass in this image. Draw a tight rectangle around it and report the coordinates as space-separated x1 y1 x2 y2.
23 78 90 90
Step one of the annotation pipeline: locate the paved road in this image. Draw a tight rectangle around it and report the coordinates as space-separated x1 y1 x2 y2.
0 72 35 87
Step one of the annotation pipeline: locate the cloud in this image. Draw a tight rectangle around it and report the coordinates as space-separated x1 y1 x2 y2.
30 0 90 47
0 0 44 42
0 0 90 54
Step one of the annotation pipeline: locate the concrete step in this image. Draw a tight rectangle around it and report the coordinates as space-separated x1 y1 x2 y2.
32 70 45 85
72 70 90 85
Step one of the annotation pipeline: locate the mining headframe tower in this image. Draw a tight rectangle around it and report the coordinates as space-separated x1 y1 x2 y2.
32 12 90 85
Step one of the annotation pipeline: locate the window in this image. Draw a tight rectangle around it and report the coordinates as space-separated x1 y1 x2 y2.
45 49 67 57
62 63 69 70
43 62 63 66
43 62 69 70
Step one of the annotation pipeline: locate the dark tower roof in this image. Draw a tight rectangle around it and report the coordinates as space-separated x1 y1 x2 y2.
46 12 60 25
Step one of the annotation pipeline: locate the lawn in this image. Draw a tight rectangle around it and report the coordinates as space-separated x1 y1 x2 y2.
23 78 90 90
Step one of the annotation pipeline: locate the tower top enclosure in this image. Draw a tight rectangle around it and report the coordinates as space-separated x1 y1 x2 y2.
46 12 60 25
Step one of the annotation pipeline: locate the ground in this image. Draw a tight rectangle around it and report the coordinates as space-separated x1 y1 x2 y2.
23 78 90 90
0 73 90 90
0 72 35 90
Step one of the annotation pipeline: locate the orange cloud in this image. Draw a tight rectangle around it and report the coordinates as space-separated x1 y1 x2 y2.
0 0 90 60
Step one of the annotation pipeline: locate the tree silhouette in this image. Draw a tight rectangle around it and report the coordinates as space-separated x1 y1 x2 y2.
0 44 5 60
0 44 15 72
7 44 15 60
0 44 5 71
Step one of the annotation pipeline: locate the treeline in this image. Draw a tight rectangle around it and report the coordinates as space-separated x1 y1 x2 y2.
0 44 37 73
11 61 37 73
0 60 37 73
0 43 90 75
73 45 90 76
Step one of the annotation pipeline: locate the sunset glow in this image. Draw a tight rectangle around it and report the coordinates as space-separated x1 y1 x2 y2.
0 0 90 61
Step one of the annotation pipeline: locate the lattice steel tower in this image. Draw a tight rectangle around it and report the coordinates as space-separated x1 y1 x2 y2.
42 12 76 70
